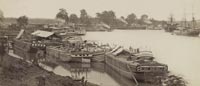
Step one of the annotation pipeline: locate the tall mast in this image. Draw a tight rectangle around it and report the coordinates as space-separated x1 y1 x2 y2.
184 8 187 28
191 0 196 29
183 0 187 28
169 14 174 23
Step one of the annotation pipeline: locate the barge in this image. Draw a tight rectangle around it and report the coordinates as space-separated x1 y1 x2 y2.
105 46 168 83
12 29 108 64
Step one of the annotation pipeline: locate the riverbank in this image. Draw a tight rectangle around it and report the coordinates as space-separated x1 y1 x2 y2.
0 54 98 86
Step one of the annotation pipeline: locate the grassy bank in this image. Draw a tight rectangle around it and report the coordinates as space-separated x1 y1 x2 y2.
0 54 98 86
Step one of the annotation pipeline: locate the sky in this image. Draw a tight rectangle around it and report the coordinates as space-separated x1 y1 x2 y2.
0 0 200 21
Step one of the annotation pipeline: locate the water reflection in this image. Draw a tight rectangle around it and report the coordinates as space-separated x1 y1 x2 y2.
52 62 161 86
83 30 200 86
44 30 200 86
53 63 120 86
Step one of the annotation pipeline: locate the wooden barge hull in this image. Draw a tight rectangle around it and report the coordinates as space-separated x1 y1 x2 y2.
105 53 167 82
46 47 72 63
13 39 36 61
105 58 134 79
173 30 200 36
104 63 162 86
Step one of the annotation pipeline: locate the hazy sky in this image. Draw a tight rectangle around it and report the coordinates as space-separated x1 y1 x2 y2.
0 0 199 20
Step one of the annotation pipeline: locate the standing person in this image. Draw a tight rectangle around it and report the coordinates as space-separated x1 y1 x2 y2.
129 46 133 52
136 48 140 53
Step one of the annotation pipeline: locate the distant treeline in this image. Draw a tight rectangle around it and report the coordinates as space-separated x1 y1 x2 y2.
0 8 167 28
2 8 200 29
3 17 58 25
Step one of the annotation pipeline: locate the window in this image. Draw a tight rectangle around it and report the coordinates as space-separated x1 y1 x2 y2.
141 68 144 70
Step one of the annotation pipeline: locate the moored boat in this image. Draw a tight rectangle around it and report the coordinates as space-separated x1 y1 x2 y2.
13 30 66 64
0 36 8 55
105 46 168 83
164 15 178 32
172 28 200 36
47 25 86 36
13 29 108 64
172 7 200 37
172 17 200 36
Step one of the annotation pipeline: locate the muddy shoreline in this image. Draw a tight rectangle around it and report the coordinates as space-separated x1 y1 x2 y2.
0 54 98 86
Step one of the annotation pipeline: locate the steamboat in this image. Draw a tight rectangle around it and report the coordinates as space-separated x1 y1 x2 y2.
12 29 107 64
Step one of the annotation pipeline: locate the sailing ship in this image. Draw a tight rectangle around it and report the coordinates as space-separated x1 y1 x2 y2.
164 15 178 32
172 17 200 36
172 2 200 36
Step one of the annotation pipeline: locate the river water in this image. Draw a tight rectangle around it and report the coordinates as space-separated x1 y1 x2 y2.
52 30 200 86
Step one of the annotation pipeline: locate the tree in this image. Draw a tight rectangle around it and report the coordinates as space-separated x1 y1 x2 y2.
17 15 28 28
0 10 4 27
120 16 125 20
141 14 148 21
96 13 101 19
80 9 91 26
69 14 79 24
56 8 69 23
137 14 149 25
163 75 187 86
126 13 137 25
116 16 128 25
96 10 116 25
0 9 4 22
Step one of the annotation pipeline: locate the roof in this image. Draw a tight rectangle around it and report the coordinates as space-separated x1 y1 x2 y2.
62 36 82 43
67 36 83 43
31 30 54 38
49 26 60 29
112 47 124 56
63 26 70 29
16 29 24 39
119 18 128 24
144 20 152 24
135 51 154 57
99 23 110 29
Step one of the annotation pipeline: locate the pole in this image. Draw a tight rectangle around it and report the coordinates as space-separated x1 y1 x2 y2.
126 64 138 86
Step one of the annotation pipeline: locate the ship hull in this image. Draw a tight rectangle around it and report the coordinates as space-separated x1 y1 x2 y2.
105 58 134 79
13 39 37 61
172 29 200 36
45 47 72 63
105 53 167 82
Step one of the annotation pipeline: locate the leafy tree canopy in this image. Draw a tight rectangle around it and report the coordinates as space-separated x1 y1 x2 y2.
17 15 28 28
69 14 79 24
80 9 91 25
96 10 116 25
56 8 69 23
126 13 137 25
0 9 4 22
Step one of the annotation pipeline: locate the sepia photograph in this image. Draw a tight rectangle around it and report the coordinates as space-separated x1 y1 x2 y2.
0 0 200 86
